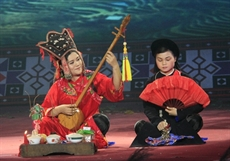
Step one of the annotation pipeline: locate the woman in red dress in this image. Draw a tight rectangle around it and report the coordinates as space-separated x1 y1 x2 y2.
36 28 124 149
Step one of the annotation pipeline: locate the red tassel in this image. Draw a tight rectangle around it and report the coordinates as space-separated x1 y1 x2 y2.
50 55 55 63
125 58 128 81
122 28 126 33
61 57 71 75
40 48 45 60
66 28 74 38
55 67 61 80
54 61 60 80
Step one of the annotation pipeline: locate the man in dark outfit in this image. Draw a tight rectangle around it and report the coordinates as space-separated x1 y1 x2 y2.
130 39 210 147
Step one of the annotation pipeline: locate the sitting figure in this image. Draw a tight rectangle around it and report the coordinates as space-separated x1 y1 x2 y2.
130 39 210 147
35 28 124 149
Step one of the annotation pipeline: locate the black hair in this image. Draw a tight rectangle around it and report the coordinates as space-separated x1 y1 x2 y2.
64 50 79 61
93 114 110 136
151 39 181 74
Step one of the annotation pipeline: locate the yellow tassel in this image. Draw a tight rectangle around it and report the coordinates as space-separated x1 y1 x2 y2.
122 42 132 81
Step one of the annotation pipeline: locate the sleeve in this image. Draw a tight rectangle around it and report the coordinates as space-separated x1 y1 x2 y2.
142 76 165 126
143 101 164 127
41 82 59 116
176 104 203 122
93 72 124 102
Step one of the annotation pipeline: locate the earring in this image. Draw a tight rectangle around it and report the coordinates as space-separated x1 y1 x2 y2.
64 74 72 80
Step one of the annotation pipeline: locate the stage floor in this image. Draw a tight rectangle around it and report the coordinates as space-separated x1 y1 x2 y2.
0 104 230 161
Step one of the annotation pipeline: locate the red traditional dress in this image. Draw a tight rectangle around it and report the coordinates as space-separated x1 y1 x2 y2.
37 69 124 148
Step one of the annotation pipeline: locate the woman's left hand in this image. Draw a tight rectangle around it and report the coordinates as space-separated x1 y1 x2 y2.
105 51 119 68
165 106 177 116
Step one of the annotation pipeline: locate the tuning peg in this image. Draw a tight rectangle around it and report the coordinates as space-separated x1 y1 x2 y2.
112 32 117 36
120 34 125 38
114 27 119 31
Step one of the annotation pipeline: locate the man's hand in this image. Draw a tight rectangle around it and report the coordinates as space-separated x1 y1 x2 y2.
165 106 177 116
157 120 168 131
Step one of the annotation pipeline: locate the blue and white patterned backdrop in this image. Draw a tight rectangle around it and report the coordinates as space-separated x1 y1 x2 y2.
0 38 229 106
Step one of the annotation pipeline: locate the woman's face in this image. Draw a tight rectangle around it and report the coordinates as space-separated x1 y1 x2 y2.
67 52 83 76
155 50 176 75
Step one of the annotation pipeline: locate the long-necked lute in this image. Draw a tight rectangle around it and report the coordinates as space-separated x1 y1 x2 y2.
58 15 131 131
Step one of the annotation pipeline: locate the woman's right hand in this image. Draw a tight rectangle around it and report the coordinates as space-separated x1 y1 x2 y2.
157 120 168 131
53 104 77 116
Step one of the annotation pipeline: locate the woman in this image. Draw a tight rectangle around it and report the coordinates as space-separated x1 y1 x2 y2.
35 28 124 149
130 39 210 147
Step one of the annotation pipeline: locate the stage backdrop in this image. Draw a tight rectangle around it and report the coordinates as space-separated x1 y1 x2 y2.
0 0 230 106
0 38 230 106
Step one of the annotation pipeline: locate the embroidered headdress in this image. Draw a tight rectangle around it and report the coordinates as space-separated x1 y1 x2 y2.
36 28 84 80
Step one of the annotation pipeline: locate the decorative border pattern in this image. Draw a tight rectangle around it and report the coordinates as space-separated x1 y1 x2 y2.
0 38 229 105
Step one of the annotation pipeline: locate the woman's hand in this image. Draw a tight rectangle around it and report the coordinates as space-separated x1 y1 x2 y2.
165 106 177 116
51 104 78 116
106 51 122 90
105 51 119 68
157 120 168 131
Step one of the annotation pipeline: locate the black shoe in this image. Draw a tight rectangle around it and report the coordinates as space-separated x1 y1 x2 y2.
134 120 146 134
93 113 110 136
186 114 203 132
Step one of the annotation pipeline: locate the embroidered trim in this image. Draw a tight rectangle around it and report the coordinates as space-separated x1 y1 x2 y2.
160 68 175 76
63 82 77 96
62 70 96 96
